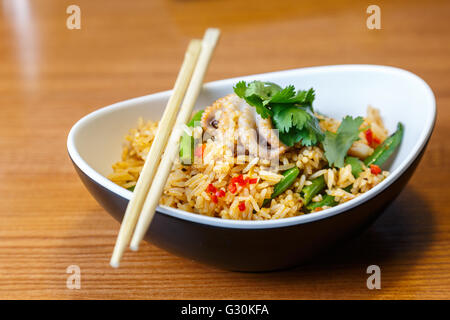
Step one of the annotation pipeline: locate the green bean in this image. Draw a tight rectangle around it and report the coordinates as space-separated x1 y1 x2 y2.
180 110 204 165
262 167 300 207
364 122 404 167
272 167 300 198
300 175 326 205
340 124 403 194
306 194 338 212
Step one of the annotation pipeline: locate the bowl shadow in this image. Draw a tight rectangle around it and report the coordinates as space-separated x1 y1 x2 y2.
309 186 433 267
241 186 435 295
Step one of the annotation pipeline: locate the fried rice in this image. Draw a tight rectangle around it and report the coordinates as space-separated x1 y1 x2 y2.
108 99 389 220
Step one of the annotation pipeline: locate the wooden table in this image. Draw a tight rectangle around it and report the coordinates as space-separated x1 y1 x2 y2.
1 0 449 300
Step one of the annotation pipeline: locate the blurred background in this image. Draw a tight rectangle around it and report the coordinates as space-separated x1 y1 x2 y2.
0 0 449 299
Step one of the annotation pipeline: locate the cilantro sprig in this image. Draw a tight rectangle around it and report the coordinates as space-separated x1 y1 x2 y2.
322 116 364 168
233 81 323 147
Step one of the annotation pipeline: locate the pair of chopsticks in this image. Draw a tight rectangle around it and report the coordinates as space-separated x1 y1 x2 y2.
110 28 221 268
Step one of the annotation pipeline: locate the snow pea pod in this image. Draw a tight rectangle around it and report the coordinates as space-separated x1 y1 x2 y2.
364 122 404 167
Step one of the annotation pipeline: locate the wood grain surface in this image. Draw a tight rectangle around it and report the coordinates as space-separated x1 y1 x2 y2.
0 0 449 299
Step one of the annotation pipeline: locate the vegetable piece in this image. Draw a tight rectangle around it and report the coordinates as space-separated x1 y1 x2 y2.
364 122 404 167
231 174 249 187
206 183 222 203
127 186 135 192
262 167 300 206
228 183 237 194
273 107 324 147
206 183 217 193
272 167 300 199
233 81 278 118
238 201 246 211
364 128 381 148
306 194 338 212
370 164 382 175
179 130 194 165
216 189 226 198
180 109 204 165
344 156 364 178
187 109 204 127
233 81 324 147
300 175 326 205
323 116 364 168
342 124 403 193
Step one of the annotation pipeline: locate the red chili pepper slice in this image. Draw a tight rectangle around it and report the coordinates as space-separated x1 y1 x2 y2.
248 178 258 184
231 175 245 185
238 179 248 187
373 136 381 146
216 189 226 198
365 129 374 146
370 164 382 175
238 201 246 212
365 128 381 148
211 194 218 204
206 183 216 194
228 183 237 194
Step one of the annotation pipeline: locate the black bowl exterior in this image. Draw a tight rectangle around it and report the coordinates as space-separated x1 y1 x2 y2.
70 145 426 272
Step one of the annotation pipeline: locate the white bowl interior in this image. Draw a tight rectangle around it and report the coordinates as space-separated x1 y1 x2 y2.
68 65 435 228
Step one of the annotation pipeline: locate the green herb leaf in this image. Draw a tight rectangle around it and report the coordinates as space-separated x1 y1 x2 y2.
344 156 364 177
233 81 323 147
271 104 310 133
233 81 248 98
323 116 364 168
278 127 304 147
269 85 296 104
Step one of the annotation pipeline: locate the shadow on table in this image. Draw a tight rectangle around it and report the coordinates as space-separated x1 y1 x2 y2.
251 186 435 292
316 186 432 263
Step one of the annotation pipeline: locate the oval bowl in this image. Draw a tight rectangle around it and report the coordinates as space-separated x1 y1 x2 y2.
67 65 435 271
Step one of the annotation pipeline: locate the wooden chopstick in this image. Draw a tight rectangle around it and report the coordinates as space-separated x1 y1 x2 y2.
110 39 202 268
129 28 221 251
